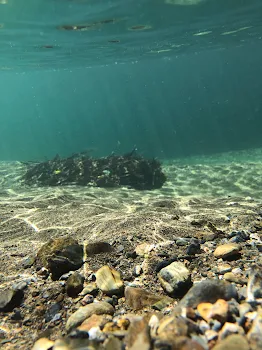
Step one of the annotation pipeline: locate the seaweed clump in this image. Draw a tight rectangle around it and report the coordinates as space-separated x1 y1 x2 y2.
22 151 166 190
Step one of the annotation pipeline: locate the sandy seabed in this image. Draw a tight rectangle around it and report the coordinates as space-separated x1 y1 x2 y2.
0 153 262 348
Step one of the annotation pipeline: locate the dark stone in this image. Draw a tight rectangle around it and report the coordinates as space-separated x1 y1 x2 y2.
176 279 238 309
44 303 62 322
10 309 23 321
66 272 84 297
35 236 83 280
85 242 114 256
0 288 24 312
186 239 201 255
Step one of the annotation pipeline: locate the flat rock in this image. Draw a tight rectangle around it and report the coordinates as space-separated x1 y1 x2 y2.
125 286 172 310
96 265 124 296
212 334 249 350
177 279 237 309
66 301 114 333
158 261 192 297
214 243 241 260
36 236 83 280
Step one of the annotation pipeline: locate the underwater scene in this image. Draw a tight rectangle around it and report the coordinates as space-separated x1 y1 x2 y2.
0 0 262 349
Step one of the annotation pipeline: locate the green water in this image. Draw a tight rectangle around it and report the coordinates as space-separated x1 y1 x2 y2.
0 0 262 164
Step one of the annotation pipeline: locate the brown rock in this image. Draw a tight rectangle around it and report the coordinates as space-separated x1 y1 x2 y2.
35 236 83 280
96 265 124 296
125 286 172 311
212 334 249 350
157 315 188 339
78 314 112 332
197 303 213 322
66 272 84 297
214 243 240 260
209 299 229 323
104 335 122 350
125 317 151 350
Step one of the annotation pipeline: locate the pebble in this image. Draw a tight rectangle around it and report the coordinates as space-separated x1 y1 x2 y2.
224 272 247 285
214 243 241 260
96 265 124 296
217 264 232 274
66 272 84 297
66 301 114 333
158 261 192 297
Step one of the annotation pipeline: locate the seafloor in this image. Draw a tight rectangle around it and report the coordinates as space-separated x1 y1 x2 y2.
0 150 262 349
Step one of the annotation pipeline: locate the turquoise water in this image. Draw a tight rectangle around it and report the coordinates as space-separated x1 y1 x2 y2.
0 0 262 162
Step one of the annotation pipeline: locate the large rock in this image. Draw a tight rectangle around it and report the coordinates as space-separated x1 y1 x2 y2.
36 236 83 280
177 279 237 309
66 301 114 333
124 317 151 350
96 266 124 296
0 285 24 312
125 286 172 310
212 334 249 350
158 262 192 297
84 242 114 258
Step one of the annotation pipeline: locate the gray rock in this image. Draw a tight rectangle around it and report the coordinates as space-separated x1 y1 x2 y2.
66 301 114 333
177 279 238 309
158 261 192 297
35 236 83 280
246 265 262 302
66 272 84 297
0 287 24 312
